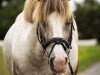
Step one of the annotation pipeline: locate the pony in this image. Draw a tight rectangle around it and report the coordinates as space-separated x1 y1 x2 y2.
3 0 78 75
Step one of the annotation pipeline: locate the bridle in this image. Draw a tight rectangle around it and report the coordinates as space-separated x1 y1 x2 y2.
37 17 76 75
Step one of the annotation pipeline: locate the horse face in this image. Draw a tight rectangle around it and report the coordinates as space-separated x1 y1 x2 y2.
39 12 72 73
47 12 72 73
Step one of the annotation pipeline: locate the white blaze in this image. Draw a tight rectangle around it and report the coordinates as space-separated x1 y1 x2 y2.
48 12 64 38
53 45 67 59
48 12 67 59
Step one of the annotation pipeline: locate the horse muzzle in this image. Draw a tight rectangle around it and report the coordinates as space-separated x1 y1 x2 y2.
50 57 67 74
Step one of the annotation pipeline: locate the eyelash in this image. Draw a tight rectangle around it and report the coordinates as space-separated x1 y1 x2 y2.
65 21 71 26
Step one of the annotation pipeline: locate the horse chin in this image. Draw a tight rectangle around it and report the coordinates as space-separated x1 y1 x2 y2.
51 65 66 74
52 69 66 75
54 66 66 74
56 70 66 74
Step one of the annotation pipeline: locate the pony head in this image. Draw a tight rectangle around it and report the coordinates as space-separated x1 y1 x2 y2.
24 0 74 74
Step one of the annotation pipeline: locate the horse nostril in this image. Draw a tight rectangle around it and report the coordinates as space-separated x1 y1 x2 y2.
65 57 68 64
50 57 55 63
50 57 55 71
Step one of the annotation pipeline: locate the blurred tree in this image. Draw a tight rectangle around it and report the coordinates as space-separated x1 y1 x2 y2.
0 0 24 40
0 0 3 8
75 0 100 43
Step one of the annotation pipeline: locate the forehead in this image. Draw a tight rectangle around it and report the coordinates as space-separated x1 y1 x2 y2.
47 12 66 38
48 12 65 25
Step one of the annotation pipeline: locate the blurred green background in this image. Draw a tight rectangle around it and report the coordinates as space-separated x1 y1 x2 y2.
0 0 100 75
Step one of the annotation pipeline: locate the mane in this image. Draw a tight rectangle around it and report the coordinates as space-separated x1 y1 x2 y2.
24 0 72 23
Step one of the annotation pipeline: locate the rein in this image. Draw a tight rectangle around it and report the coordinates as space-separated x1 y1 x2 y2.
37 17 76 75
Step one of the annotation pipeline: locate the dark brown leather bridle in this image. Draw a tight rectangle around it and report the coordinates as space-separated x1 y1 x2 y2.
37 17 76 75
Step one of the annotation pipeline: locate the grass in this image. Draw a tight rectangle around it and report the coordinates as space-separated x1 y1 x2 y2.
0 45 100 75
79 45 100 71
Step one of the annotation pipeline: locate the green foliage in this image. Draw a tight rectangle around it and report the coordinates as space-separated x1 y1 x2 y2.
0 0 25 40
75 0 100 43
79 45 100 71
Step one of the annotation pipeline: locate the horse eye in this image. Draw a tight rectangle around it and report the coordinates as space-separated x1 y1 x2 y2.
42 21 48 29
65 17 73 26
42 22 46 28
65 21 71 26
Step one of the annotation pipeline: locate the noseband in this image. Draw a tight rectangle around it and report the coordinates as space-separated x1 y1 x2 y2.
37 17 76 75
